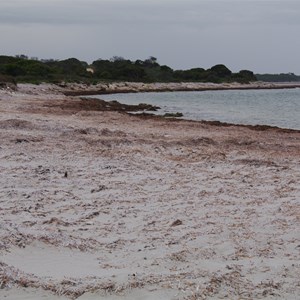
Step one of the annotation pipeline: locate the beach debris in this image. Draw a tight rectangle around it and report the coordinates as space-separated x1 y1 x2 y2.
163 112 183 118
171 219 183 227
85 211 100 219
42 217 70 226
35 165 50 175
91 185 106 193
15 138 29 144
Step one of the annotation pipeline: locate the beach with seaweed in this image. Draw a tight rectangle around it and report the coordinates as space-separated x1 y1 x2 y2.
0 83 299 299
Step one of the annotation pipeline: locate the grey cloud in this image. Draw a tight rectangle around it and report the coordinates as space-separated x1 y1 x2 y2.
2 0 299 27
1 0 300 73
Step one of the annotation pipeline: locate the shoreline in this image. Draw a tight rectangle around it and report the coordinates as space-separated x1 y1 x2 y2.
128 113 300 134
4 82 300 132
61 81 300 96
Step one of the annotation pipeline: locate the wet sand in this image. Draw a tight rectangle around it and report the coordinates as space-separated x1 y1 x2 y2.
0 84 300 299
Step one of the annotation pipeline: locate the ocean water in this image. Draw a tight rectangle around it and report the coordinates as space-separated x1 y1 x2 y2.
96 88 300 130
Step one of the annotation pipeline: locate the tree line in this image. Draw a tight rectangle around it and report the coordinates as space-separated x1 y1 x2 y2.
256 73 300 82
0 55 257 84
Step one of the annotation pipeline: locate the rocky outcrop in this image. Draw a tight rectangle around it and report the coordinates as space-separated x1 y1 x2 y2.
0 75 17 91
0 82 17 91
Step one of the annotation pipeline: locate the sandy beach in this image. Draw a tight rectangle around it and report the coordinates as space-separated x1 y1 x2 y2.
0 83 299 299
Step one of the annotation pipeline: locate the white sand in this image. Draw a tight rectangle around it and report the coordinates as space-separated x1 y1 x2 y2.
0 84 299 299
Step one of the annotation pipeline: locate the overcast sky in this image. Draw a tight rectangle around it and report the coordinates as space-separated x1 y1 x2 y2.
1 0 300 73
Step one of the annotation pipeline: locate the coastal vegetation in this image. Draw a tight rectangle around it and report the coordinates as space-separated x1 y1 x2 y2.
256 73 300 82
0 55 257 84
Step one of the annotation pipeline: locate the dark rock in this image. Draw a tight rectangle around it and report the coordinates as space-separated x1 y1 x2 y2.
171 219 183 227
163 112 183 118
91 185 106 193
15 138 29 144
0 78 17 91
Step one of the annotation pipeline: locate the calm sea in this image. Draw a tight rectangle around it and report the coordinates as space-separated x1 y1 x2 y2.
96 88 300 130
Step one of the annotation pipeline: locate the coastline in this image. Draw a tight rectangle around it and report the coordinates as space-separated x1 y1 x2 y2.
11 82 300 133
0 84 299 299
67 81 300 132
61 81 300 96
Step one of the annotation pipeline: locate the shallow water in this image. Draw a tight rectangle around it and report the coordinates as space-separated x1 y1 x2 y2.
97 88 300 130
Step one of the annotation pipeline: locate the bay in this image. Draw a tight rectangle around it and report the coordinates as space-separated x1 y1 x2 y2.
96 88 300 130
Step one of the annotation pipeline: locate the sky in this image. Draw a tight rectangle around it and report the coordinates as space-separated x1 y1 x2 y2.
1 0 300 74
